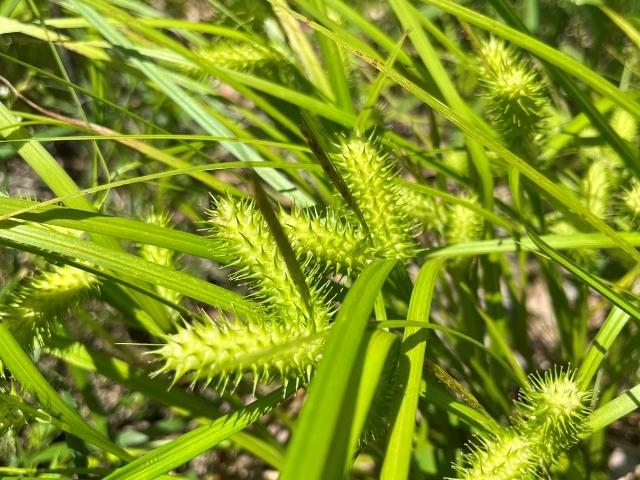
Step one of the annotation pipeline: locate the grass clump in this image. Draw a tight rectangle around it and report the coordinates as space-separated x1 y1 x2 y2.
0 0 638 478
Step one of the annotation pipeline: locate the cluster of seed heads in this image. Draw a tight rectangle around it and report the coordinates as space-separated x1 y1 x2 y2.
153 136 420 391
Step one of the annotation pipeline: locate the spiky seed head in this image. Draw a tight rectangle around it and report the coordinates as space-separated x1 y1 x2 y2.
445 149 469 177
151 313 326 391
452 429 538 480
1 265 98 349
479 37 518 77
335 137 416 261
139 209 182 314
623 180 640 220
515 367 591 461
610 108 637 142
581 159 616 220
280 208 369 275
139 209 175 267
195 41 287 75
401 187 445 233
478 38 548 146
209 196 330 330
445 195 483 245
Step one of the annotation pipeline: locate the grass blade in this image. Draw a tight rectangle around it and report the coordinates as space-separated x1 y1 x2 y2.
381 258 445 480
103 387 289 480
281 259 396 480
588 383 640 432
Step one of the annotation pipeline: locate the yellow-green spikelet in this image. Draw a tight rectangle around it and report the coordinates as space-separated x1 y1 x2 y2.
139 210 182 312
152 313 325 391
210 197 329 329
623 180 640 220
280 208 369 274
196 41 286 74
446 196 483 244
479 38 548 145
514 368 591 463
336 138 415 261
452 429 538 480
581 159 616 220
0 264 98 348
153 197 331 390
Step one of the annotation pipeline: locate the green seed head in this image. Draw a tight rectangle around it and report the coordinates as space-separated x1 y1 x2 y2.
446 196 483 244
445 149 469 177
515 368 591 461
195 41 286 74
1 265 98 348
335 137 416 261
140 210 182 310
581 159 616 220
152 313 325 392
281 207 369 274
401 187 445 233
479 37 518 77
610 107 637 142
479 38 548 145
209 197 329 330
623 180 640 220
453 429 538 480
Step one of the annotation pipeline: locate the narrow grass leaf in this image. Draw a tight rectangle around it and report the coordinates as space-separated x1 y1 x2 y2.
103 387 289 480
527 230 640 322
0 324 131 461
281 259 396 480
588 383 640 432
381 258 445 480
0 197 233 263
0 222 256 316
70 0 313 206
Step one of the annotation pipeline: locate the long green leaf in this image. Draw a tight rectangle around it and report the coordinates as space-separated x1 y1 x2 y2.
70 0 313 206
0 221 255 316
422 0 640 120
0 324 131 461
276 6 640 265
0 197 232 263
281 259 396 480
588 383 640 432
104 387 289 479
381 258 445 480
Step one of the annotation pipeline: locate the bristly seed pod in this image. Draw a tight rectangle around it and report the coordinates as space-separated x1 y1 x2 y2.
151 313 326 393
152 197 333 391
0 264 98 349
452 429 538 480
581 158 616 220
478 38 549 148
515 367 591 463
454 366 591 479
335 137 416 261
209 197 330 331
445 195 483 245
194 41 288 76
610 107 637 143
623 179 640 221
140 209 182 313
280 207 369 275
401 187 446 233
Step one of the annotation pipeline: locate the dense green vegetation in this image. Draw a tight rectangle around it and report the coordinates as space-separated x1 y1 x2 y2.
0 0 639 478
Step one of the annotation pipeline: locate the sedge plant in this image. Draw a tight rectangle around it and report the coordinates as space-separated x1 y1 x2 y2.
0 1 637 479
